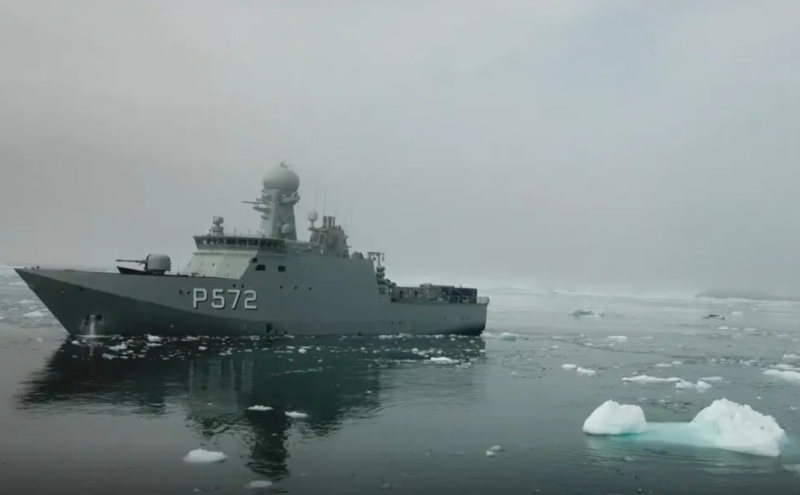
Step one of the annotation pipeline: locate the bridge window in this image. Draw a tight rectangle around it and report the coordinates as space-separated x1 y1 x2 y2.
255 264 265 271
278 265 286 272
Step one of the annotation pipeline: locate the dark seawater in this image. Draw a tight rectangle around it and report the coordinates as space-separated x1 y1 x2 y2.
3 269 800 494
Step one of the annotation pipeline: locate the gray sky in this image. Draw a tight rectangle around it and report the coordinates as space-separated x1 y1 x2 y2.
1 0 799 294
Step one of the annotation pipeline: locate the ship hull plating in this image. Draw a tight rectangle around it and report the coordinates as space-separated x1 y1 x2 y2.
15 268 487 337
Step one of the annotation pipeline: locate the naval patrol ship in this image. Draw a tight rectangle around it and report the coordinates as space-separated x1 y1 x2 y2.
15 163 489 337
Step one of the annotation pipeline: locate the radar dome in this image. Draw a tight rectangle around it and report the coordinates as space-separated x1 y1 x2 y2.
262 162 300 191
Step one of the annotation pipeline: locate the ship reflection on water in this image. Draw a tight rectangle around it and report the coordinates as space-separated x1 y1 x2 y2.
15 335 486 482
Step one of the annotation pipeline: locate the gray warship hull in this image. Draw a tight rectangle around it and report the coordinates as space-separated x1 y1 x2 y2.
16 163 490 338
15 268 488 337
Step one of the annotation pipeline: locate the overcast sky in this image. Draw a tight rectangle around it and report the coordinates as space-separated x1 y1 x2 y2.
1 0 799 294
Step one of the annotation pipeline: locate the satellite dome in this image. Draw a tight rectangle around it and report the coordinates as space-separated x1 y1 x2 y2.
262 162 300 191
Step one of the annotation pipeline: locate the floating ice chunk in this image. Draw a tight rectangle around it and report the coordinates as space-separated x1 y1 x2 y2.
583 398 787 457
22 310 45 318
607 335 628 342
146 335 162 343
246 480 274 489
764 369 800 383
488 445 503 452
429 356 457 364
285 411 308 419
561 363 578 370
583 400 647 435
690 398 787 457
499 332 517 341
576 367 596 376
183 449 227 463
701 376 724 382
675 379 712 391
298 348 307 354
485 449 495 457
571 307 604 317
248 405 273 411
783 353 800 361
623 375 681 384
655 363 672 368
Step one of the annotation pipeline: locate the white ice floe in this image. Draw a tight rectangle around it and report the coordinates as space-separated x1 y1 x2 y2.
764 369 800 383
499 332 518 341
675 379 712 392
561 363 578 370
583 398 787 457
183 449 227 463
22 310 45 318
623 374 709 391
583 400 647 435
623 375 681 384
576 367 596 376
285 411 308 419
700 376 724 382
246 480 274 489
429 356 457 364
247 405 273 411
783 353 800 361
485 445 503 456
606 335 628 342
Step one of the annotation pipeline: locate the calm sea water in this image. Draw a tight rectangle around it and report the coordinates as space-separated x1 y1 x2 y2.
3 268 800 494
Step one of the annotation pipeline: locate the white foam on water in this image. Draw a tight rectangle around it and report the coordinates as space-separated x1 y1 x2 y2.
183 449 227 463
22 310 45 318
583 398 787 457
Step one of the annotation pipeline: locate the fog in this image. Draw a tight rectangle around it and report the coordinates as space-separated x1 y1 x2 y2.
1 0 799 295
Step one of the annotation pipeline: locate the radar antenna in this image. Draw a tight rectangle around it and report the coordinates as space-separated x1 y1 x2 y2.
307 210 318 229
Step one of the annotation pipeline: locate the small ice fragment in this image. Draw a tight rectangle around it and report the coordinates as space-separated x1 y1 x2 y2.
576 367 596 376
285 411 308 419
499 332 517 341
298 348 307 354
561 363 577 370
183 449 227 463
146 335 162 342
485 450 495 457
607 335 628 342
701 376 723 382
623 375 681 384
488 445 502 452
429 356 457 364
246 480 273 489
23 310 45 318
248 405 272 411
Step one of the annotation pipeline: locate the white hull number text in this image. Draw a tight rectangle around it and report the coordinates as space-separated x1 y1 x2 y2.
192 288 257 310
